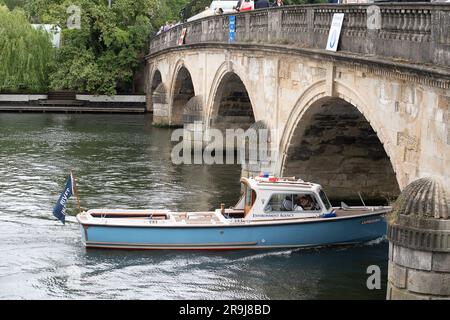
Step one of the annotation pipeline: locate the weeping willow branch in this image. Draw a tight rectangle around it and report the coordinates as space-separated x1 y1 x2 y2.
0 7 54 93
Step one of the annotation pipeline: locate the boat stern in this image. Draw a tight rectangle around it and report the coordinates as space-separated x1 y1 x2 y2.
76 211 91 247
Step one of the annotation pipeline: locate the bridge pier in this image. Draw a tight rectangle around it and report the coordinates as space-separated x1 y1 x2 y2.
151 83 169 126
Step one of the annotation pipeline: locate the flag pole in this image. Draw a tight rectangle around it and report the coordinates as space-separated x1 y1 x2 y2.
70 170 82 213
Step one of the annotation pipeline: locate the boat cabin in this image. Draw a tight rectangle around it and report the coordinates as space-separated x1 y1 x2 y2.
229 176 334 220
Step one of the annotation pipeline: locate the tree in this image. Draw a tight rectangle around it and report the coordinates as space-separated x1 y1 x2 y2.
0 7 54 92
151 0 190 29
3 0 26 10
24 0 152 95
1 0 196 94
179 0 213 21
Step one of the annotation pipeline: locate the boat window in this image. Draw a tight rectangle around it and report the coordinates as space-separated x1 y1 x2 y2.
243 183 257 217
264 193 321 212
319 189 332 211
240 182 245 197
232 183 246 208
245 187 252 206
245 188 256 207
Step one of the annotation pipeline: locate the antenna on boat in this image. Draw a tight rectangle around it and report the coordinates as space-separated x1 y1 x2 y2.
358 192 367 208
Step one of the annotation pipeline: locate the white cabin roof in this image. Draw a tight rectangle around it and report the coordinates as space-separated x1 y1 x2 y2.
242 176 323 194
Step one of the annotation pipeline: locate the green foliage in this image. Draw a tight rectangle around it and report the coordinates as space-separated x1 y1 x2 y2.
178 0 216 21
0 8 54 92
4 0 332 95
0 0 192 95
24 0 160 95
152 0 190 28
3 0 26 10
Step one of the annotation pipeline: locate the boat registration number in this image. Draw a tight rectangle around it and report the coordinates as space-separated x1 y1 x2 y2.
361 218 382 225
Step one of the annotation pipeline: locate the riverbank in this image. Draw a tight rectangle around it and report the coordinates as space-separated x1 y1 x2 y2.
0 93 147 113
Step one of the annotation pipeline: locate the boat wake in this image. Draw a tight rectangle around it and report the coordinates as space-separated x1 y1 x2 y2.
232 249 296 262
362 236 387 246
64 216 78 224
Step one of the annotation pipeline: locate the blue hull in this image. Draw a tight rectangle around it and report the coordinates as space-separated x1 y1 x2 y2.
80 214 387 250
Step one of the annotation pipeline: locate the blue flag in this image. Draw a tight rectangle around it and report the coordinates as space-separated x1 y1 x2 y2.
53 174 74 225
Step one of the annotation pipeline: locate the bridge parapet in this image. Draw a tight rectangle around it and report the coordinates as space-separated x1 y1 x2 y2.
149 4 450 66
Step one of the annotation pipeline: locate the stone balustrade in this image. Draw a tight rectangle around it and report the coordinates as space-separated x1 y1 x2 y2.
149 4 450 66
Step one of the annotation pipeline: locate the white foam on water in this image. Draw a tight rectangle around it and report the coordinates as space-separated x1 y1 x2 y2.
64 216 78 224
363 236 387 246
233 249 295 262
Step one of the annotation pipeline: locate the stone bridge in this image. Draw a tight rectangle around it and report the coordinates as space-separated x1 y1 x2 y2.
146 3 450 202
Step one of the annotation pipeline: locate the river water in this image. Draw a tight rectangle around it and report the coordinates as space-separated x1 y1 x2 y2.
0 113 388 299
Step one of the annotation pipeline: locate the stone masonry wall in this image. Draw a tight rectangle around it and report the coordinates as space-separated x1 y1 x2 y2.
388 239 450 299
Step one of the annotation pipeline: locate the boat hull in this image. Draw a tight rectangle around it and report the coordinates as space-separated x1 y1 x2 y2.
79 213 387 250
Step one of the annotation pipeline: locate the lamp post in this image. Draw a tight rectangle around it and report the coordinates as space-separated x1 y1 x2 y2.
108 0 112 8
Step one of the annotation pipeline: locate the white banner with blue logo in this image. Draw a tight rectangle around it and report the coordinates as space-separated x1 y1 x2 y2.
53 173 75 224
326 13 344 52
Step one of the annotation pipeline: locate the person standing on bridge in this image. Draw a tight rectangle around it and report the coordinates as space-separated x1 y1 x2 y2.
163 21 170 32
234 0 243 12
255 0 270 9
272 0 284 7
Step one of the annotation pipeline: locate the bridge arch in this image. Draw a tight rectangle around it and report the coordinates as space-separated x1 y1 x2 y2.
170 62 196 126
146 68 163 112
280 83 400 204
150 69 162 91
206 64 256 133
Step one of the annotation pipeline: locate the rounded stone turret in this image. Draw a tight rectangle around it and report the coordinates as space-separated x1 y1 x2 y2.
387 177 450 300
390 177 449 220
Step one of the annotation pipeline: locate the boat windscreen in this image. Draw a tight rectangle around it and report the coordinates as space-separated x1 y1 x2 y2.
319 190 332 211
